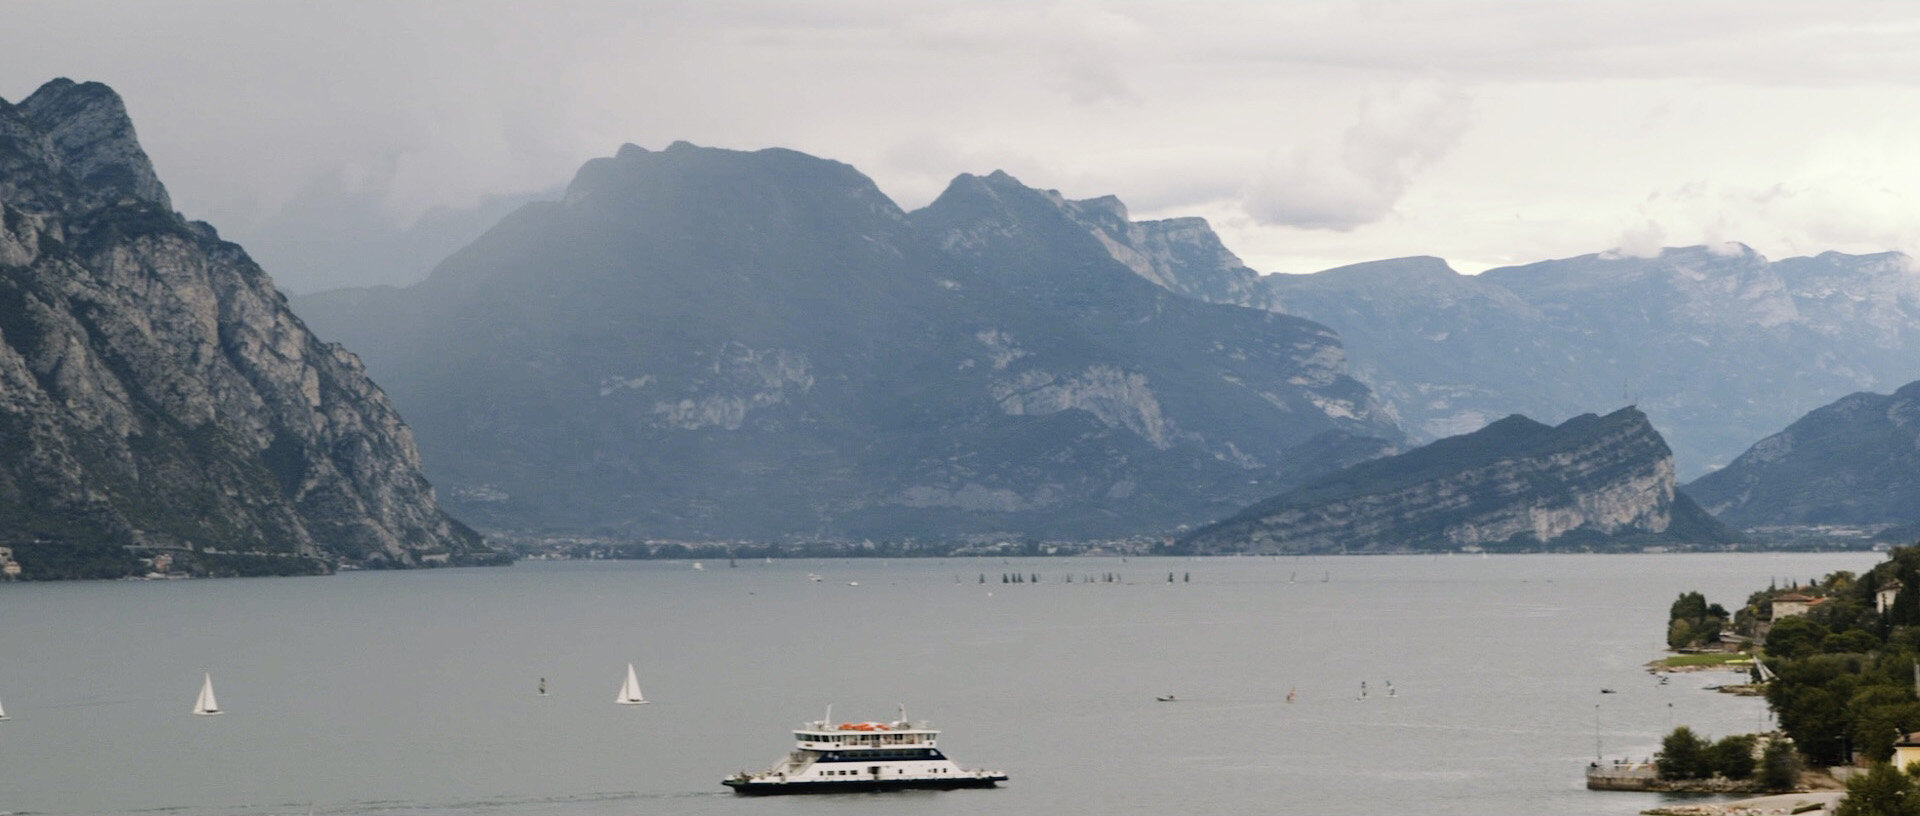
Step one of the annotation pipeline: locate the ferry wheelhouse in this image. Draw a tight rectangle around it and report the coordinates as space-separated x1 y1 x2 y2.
723 709 1007 794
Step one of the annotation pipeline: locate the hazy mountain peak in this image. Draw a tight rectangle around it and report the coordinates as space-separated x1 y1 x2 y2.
1313 255 1459 283
1076 194 1128 222
17 77 171 211
922 172 1284 311
561 141 904 223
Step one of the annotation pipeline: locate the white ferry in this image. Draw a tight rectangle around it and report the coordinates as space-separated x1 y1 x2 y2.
723 708 1007 794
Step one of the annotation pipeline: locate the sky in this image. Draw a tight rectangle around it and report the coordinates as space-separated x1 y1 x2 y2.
5 1 1920 293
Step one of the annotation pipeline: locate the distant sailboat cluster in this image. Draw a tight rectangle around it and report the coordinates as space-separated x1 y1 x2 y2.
0 662 655 721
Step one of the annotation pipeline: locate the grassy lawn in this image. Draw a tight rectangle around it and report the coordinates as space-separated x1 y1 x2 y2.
1658 652 1756 669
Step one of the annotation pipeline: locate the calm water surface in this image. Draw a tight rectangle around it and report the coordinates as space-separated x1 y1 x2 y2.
0 553 1880 816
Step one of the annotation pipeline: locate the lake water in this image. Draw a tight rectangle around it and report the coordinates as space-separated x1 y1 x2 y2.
0 553 1881 816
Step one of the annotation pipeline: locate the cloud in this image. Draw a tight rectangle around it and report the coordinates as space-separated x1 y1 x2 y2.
1243 79 1472 231
1611 220 1668 258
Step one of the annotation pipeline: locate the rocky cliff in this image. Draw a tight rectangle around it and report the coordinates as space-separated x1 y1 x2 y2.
1047 192 1283 311
293 144 1400 540
0 79 488 578
1686 381 1920 527
1175 407 1734 554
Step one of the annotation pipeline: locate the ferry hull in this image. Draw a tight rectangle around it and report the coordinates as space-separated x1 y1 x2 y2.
724 775 1006 795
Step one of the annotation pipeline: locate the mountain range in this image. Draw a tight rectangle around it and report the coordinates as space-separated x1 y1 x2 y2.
0 79 490 577
1153 246 1920 479
293 144 1400 540
10 76 1914 563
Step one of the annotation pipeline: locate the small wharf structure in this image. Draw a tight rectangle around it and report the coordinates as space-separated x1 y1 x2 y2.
1587 759 1658 791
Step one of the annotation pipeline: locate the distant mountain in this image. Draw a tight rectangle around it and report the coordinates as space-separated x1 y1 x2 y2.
1687 381 1920 527
1175 407 1735 554
293 143 1400 540
0 79 490 578
1137 244 1920 478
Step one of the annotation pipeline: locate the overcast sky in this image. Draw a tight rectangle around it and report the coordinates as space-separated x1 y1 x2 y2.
6 1 1920 293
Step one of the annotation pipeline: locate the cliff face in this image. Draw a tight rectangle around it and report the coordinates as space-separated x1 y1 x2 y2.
1177 407 1735 554
1046 192 1284 312
293 146 1400 539
0 79 486 577
1687 381 1920 527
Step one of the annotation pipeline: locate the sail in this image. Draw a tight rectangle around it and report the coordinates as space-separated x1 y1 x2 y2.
0 693 9 720
617 662 648 704
194 672 221 715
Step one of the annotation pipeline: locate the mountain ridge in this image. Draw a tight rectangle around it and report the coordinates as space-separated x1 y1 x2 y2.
0 78 490 577
1686 380 1920 527
1175 406 1736 554
293 143 1400 540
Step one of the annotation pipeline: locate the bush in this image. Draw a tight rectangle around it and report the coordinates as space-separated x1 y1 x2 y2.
1711 734 1758 780
1658 726 1712 780
1669 619 1698 651
1835 762 1920 816
1760 739 1802 792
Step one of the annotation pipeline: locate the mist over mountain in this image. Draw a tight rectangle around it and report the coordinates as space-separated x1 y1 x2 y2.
230 183 559 294
0 79 489 577
294 142 1400 540
1177 407 1734 554
1687 380 1920 528
1149 244 1920 479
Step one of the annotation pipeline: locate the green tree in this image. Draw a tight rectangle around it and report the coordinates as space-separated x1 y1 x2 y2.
1770 616 1833 660
1673 591 1709 625
1760 739 1802 792
1669 618 1698 651
1768 655 1861 766
1835 762 1920 816
1828 629 1888 654
1658 726 1712 780
1710 734 1758 780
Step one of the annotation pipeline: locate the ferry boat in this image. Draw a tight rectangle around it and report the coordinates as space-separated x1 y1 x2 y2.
723 708 1007 794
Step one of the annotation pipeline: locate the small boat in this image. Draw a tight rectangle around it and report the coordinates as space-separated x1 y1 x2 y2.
1286 687 1296 704
538 677 548 696
0 692 9 721
692 562 705 571
807 573 823 582
616 663 649 705
724 706 1006 794
1155 694 1178 702
1599 688 1617 694
194 672 222 716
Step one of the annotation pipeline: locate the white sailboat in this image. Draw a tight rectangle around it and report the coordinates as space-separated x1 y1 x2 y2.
0 692 9 720
616 662 648 705
193 672 222 716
